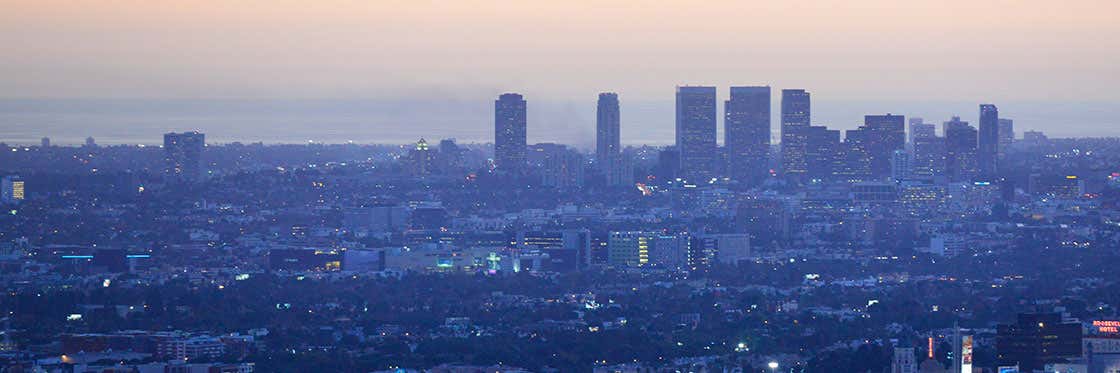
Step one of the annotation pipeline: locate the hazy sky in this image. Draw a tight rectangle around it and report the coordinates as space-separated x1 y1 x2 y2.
2 0 1120 144
2 0 1117 101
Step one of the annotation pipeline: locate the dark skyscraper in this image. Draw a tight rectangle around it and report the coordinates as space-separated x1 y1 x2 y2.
908 117 936 143
725 86 771 184
944 116 979 181
912 135 946 179
998 118 1014 159
494 93 527 172
675 86 717 182
804 125 840 181
163 131 205 179
596 92 621 165
860 114 906 179
781 89 810 179
978 104 999 178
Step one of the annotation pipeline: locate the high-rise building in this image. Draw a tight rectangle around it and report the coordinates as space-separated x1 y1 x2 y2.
911 136 946 180
837 129 872 182
860 114 907 179
675 86 717 182
40 137 50 148
909 117 936 143
978 104 1000 178
596 93 631 187
805 125 841 181
944 117 979 181
596 93 621 165
891 149 912 181
1 176 25 204
408 138 433 177
997 118 1014 159
163 131 205 179
725 86 771 184
494 93 527 172
781 89 811 178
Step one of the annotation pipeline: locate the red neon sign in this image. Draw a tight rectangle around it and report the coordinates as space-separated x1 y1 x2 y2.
1093 320 1120 333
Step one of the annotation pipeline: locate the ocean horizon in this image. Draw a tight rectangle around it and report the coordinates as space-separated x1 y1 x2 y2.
1 98 1116 148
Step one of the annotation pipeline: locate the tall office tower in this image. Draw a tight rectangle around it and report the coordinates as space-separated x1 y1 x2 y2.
911 136 946 179
1 176 25 204
408 138 433 177
908 117 936 143
725 86 771 184
804 125 840 181
40 137 50 148
890 149 912 181
494 93 527 172
837 130 872 182
781 89 811 179
997 118 1014 158
858 114 907 179
163 131 205 179
596 93 621 165
978 104 1000 178
944 116 979 181
675 86 717 182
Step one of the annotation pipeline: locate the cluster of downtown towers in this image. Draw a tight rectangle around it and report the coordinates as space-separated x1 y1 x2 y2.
494 87 1009 185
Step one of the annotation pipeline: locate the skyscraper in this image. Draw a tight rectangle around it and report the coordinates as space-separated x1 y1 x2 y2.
978 104 999 178
781 89 811 179
494 93 527 172
860 114 907 179
911 135 946 180
908 117 936 143
805 125 840 181
725 86 771 184
944 116 979 181
596 93 621 165
596 93 630 187
675 86 717 182
163 131 205 179
997 118 1014 159
408 138 433 177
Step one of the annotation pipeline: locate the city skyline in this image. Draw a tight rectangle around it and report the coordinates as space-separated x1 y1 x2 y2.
2 90 1093 147
4 2 1120 372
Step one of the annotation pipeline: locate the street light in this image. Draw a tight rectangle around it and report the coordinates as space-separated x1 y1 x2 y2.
767 361 779 372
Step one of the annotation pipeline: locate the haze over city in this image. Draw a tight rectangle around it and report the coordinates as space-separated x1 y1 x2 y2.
2 0 1119 145
3 2 1120 373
